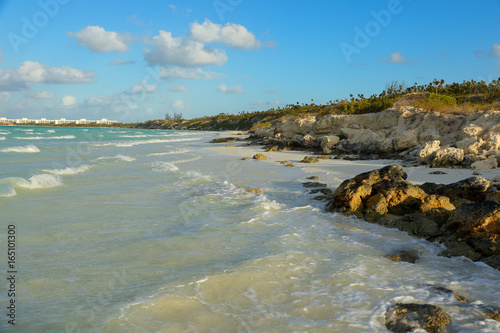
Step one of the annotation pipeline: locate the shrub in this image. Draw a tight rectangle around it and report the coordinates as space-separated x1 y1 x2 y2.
414 93 457 112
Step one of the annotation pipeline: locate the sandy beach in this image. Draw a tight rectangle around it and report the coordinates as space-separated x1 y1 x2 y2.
207 142 500 188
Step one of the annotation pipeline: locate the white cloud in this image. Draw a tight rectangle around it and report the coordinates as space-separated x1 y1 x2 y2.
130 80 157 94
109 58 136 66
190 19 261 49
61 95 77 107
145 30 227 66
67 26 132 53
29 90 55 99
492 43 500 56
378 51 415 64
167 84 189 92
266 88 277 93
17 61 95 84
0 92 10 103
158 66 224 80
0 48 2 62
217 84 244 94
168 99 185 110
0 69 29 91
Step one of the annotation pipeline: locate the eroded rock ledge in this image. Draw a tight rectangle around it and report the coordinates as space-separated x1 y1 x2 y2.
322 165 500 270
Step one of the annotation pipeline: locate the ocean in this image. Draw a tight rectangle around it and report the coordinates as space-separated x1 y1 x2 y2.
1 125 500 332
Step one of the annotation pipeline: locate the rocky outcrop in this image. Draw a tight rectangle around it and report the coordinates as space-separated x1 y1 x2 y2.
252 154 268 160
325 165 500 270
385 303 450 333
251 107 500 169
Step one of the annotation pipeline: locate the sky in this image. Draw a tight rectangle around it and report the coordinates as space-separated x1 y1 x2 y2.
0 0 499 123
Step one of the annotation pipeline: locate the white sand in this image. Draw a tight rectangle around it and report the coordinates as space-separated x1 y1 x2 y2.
207 143 500 188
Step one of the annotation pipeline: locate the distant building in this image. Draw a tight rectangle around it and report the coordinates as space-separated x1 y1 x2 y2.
0 117 118 125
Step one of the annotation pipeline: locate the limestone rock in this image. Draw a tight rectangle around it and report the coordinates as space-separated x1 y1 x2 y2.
320 135 340 151
385 303 450 333
471 157 498 170
253 153 268 160
285 163 294 167
480 305 500 321
419 140 441 163
439 241 482 261
210 137 239 143
300 156 320 163
385 214 440 238
427 147 465 168
420 195 455 212
443 201 500 238
481 254 500 270
420 176 492 202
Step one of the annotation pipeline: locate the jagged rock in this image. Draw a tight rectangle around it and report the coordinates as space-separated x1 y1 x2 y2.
419 140 441 164
486 191 500 203
253 153 268 160
277 160 290 164
236 186 263 194
420 176 492 202
420 195 455 212
241 157 250 160
265 145 280 152
386 250 420 263
285 163 294 167
429 286 468 303
472 157 498 170
427 147 465 167
307 176 320 180
320 135 340 152
300 156 320 163
309 188 333 196
302 182 327 188
443 201 500 238
429 171 447 174
471 235 500 256
385 303 450 333
384 214 440 238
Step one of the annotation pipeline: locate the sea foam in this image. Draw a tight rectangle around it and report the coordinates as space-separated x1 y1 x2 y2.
43 165 92 176
1 144 40 153
15 174 63 189
152 161 179 172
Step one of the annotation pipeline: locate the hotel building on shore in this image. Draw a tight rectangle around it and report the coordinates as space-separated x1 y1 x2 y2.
0 117 118 125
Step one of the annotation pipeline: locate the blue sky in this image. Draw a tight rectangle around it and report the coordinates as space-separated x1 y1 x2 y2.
0 0 499 122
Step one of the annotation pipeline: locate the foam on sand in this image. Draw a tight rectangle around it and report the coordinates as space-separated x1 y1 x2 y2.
1 144 40 153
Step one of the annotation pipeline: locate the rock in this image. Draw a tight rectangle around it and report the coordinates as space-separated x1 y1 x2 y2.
429 171 447 174
320 135 340 152
480 305 500 321
241 157 250 161
253 153 268 160
235 186 263 194
439 240 482 261
481 254 500 270
486 191 500 203
309 188 333 196
300 156 320 163
420 195 455 212
419 140 441 164
302 182 327 188
429 286 468 303
443 201 500 238
386 250 420 263
385 214 440 238
285 164 294 167
428 147 465 167
277 160 290 164
307 176 320 180
472 157 498 170
385 303 450 333
210 137 240 143
471 235 500 256
420 176 492 202
265 145 280 152
371 179 428 215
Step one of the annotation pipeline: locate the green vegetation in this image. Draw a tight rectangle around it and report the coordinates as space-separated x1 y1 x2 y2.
137 78 500 131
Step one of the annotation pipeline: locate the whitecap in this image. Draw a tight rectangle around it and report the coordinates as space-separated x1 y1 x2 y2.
14 135 75 140
15 174 63 189
97 155 136 162
46 129 56 133
152 161 179 172
0 186 17 197
0 136 5 140
147 148 191 156
42 165 92 175
0 144 40 153
0 131 10 135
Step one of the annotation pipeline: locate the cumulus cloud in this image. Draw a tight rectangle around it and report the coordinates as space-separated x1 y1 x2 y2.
17 61 95 84
61 95 77 107
217 84 244 94
158 66 224 80
109 58 136 66
167 84 189 92
378 51 415 64
0 92 10 103
0 69 29 91
130 80 157 94
168 99 185 110
67 26 132 52
145 30 227 66
190 19 261 49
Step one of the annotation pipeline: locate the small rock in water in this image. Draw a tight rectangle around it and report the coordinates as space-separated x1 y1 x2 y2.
241 157 250 160
277 160 290 164
307 176 320 180
302 182 328 188
385 303 450 333
386 250 419 263
285 163 294 167
429 285 468 303
480 305 500 321
473 171 481 175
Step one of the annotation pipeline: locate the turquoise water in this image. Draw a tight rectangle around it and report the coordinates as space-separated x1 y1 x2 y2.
1 125 500 332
